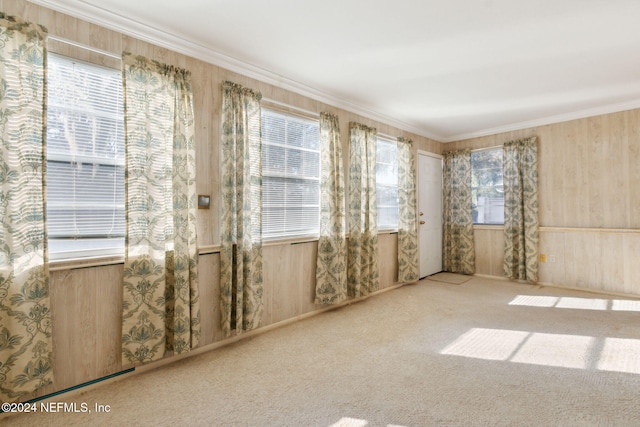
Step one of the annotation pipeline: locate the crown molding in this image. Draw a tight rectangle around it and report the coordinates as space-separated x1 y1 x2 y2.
442 98 640 143
29 0 446 142
27 1 640 145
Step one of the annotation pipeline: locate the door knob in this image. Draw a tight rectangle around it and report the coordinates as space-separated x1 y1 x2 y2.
419 220 425 225
419 212 424 216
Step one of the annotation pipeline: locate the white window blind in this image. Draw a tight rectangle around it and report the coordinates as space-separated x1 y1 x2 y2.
376 137 399 230
261 108 320 240
46 53 125 260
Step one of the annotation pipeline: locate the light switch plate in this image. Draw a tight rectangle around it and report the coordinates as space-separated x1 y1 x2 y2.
198 195 210 209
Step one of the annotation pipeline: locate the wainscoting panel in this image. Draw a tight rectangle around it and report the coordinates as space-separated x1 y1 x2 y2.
474 227 640 297
28 265 125 400
473 227 504 277
198 253 223 346
378 233 399 287
540 228 640 296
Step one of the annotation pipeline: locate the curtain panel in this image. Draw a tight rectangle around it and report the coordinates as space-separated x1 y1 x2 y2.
0 14 54 402
315 112 347 304
396 137 419 283
219 81 264 337
121 53 200 365
347 123 379 297
503 137 539 282
442 149 475 275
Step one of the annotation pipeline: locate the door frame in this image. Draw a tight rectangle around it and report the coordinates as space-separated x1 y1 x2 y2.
417 150 443 278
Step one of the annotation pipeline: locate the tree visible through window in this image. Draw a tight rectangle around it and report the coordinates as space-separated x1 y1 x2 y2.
471 149 504 224
376 137 399 230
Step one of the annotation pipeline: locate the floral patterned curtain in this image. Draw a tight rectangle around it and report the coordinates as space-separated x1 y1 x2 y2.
443 149 475 274
503 137 539 282
219 81 263 337
315 112 347 304
396 137 419 283
347 123 379 297
121 53 200 365
0 14 53 402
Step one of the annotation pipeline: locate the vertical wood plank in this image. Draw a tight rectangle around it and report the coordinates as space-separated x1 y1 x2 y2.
574 117 591 228
601 233 624 293
562 120 578 227
198 253 222 346
542 125 563 226
265 244 295 325
299 242 319 314
378 233 398 288
587 115 605 227
489 228 504 277
94 265 123 377
474 229 491 275
623 234 640 295
627 109 640 229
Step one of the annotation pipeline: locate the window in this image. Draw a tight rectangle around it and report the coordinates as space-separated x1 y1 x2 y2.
46 53 125 260
471 148 504 224
376 137 399 230
261 108 320 240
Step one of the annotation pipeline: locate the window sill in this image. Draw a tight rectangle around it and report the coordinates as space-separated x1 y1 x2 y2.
263 236 319 247
262 229 398 247
378 229 399 235
49 245 225 271
49 255 125 272
473 224 504 230
48 230 400 271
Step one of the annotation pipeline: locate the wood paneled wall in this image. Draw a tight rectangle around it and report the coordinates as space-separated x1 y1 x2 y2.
1 0 441 401
448 109 640 296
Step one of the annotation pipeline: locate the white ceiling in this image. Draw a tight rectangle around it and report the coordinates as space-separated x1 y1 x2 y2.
32 0 640 142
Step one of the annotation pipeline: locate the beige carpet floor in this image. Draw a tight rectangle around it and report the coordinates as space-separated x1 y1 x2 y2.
4 276 640 426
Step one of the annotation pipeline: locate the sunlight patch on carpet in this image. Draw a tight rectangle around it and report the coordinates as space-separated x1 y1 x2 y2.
329 417 368 427
327 417 408 427
441 328 640 374
509 295 640 312
598 338 640 374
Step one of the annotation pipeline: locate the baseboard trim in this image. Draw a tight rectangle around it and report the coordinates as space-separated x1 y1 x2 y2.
7 281 410 408
0 368 135 417
474 273 640 299
136 281 408 374
473 274 531 285
537 281 640 300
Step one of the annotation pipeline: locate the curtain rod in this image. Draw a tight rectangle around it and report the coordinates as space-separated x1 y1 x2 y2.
47 35 121 60
378 132 400 141
471 144 502 152
260 99 407 141
261 98 320 119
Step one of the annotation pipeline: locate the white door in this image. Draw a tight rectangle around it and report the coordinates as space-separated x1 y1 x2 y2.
418 152 443 278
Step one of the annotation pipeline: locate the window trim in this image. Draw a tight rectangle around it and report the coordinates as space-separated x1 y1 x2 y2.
261 106 322 242
376 135 400 232
471 146 505 226
45 51 126 261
